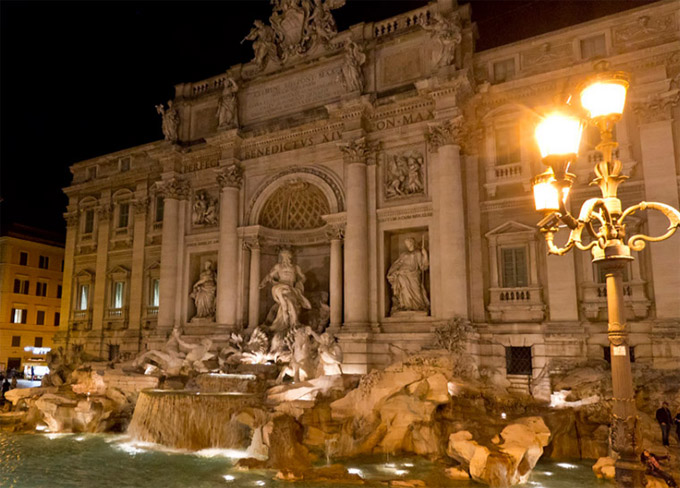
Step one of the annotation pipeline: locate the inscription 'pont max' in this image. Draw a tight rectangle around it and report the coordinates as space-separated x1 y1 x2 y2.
240 62 345 124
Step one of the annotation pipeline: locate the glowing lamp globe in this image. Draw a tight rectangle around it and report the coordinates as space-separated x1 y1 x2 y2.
532 170 573 213
535 113 583 159
580 78 628 119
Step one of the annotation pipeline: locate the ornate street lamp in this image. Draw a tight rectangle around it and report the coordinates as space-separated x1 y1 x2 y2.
532 71 680 488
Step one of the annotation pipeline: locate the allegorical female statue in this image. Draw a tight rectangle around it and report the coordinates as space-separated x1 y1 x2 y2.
216 77 239 129
387 237 430 314
260 249 311 332
155 100 179 143
190 260 217 319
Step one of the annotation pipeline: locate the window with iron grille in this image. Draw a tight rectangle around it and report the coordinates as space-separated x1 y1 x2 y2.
506 346 532 375
501 247 528 288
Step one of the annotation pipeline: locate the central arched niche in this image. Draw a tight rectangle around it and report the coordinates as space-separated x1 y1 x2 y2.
249 169 342 329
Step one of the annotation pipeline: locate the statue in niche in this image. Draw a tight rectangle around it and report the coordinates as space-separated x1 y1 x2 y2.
243 20 280 70
385 151 425 199
422 12 462 68
190 260 217 319
387 237 430 314
216 78 239 129
192 191 218 226
155 100 179 143
260 249 312 333
340 41 366 93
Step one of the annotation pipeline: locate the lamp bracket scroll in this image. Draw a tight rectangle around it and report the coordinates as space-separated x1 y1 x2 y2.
619 201 680 251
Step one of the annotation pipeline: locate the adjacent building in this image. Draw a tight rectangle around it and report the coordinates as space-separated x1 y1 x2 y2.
60 0 679 393
0 225 64 376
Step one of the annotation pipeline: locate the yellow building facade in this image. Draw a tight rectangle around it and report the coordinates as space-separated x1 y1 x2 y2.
0 228 64 376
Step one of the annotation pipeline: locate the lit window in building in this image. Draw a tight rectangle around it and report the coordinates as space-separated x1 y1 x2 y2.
54 312 60 326
152 279 160 307
36 310 45 325
11 336 20 347
35 337 43 348
155 196 164 222
84 209 94 234
118 203 130 228
506 346 532 375
38 255 49 269
493 58 515 83
57 285 62 298
78 284 90 310
36 282 47 297
501 247 528 288
19 252 28 266
580 34 606 59
11 308 27 324
113 281 125 309
494 125 520 166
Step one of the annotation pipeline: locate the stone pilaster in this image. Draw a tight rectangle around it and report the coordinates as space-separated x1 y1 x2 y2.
339 137 370 330
632 88 680 319
156 177 190 330
128 193 149 341
216 163 243 327
245 237 261 330
60 209 79 349
427 115 469 319
326 224 345 331
92 200 112 357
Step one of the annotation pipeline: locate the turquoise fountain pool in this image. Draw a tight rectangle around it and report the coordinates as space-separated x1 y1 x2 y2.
0 432 601 488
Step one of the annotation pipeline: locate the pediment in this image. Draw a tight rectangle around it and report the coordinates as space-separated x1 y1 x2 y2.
107 264 131 277
145 261 161 272
75 268 95 279
485 220 537 239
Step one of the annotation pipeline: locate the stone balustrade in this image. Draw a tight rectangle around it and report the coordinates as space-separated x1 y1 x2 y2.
487 286 545 323
372 5 432 38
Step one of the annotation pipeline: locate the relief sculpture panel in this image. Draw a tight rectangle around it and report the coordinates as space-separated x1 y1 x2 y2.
383 148 426 201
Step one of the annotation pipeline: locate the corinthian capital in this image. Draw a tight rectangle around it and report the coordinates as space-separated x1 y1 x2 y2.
338 137 368 163
325 223 345 241
631 90 680 124
156 178 190 200
426 115 465 152
64 211 80 228
216 163 244 189
96 204 113 219
133 197 150 215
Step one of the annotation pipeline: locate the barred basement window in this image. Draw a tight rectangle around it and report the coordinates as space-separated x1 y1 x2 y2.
506 346 532 375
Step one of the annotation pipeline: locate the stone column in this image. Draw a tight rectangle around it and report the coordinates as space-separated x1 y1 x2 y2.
326 225 345 330
339 138 370 329
59 210 79 349
246 238 261 329
216 163 243 327
157 178 189 329
633 99 680 319
427 117 469 319
92 202 111 332
128 195 149 340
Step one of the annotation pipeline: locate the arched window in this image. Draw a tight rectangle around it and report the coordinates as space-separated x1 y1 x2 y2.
259 181 330 230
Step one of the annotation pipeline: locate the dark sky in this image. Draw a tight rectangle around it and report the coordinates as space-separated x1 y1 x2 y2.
0 0 655 238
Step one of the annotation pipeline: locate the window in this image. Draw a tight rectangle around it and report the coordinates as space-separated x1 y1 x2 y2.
19 252 28 266
604 345 635 363
72 344 83 357
151 279 160 307
493 58 515 83
87 166 97 180
155 196 164 222
580 34 606 59
494 125 520 166
57 285 62 299
118 203 130 228
38 255 49 269
36 282 47 297
506 346 532 375
54 312 60 326
36 310 45 325
34 337 43 348
61 260 64 272
11 336 20 347
78 284 90 310
11 308 27 324
501 247 528 288
21 280 29 294
13 279 21 293
119 157 130 172
84 209 95 234
108 344 120 362
112 281 125 309
14 279 29 294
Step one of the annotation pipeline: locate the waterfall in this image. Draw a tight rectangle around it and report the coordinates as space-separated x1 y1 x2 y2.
128 390 258 450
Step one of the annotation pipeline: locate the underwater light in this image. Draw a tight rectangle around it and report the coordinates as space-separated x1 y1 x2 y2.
557 463 577 469
395 469 408 476
254 481 266 487
223 474 235 482
347 468 363 477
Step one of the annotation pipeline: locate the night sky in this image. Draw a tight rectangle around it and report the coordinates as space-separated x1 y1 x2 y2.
0 0 654 239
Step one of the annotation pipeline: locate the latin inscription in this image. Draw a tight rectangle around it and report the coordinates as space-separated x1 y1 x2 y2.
240 62 345 125
183 157 220 174
371 110 433 132
242 130 342 160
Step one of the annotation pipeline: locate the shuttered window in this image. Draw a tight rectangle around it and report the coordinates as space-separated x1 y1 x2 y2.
501 247 528 288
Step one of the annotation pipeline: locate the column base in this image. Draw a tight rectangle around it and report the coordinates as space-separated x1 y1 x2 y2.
341 322 372 333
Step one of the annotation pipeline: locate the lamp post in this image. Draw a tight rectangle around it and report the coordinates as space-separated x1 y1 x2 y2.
532 71 680 488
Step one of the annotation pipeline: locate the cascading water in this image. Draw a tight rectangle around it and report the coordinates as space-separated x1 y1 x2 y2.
127 373 262 450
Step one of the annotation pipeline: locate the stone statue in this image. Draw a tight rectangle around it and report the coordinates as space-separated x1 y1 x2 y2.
307 0 338 44
422 12 462 68
42 347 71 387
387 237 430 313
216 78 239 129
385 151 424 199
190 261 217 319
276 326 315 383
192 191 218 226
243 20 279 70
310 330 342 376
155 100 179 143
340 41 366 92
173 330 214 373
132 327 184 376
260 249 312 333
